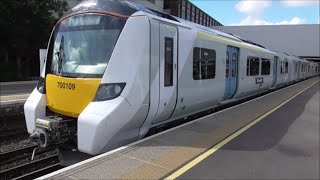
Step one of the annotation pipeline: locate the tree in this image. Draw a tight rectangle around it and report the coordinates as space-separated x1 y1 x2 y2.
0 0 68 81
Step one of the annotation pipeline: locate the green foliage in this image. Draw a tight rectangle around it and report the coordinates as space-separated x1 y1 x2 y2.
0 0 68 51
0 0 68 81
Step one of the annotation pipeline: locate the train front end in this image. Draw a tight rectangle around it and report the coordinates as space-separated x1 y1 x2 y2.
24 0 150 165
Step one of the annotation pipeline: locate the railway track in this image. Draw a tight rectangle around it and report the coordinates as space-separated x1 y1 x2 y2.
13 163 62 180
0 145 56 166
0 114 26 132
0 128 29 144
0 107 62 178
0 128 32 156
0 142 59 180
0 155 60 180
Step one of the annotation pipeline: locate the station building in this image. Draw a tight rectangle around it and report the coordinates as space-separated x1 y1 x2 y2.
214 25 320 63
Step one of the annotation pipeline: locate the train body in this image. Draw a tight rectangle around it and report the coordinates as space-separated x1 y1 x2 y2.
24 0 320 165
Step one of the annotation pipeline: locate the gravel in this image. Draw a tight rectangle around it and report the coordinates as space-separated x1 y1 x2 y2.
0 149 57 171
0 139 33 153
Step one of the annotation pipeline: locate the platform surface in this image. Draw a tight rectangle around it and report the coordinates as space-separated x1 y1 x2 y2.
40 77 319 180
178 79 319 179
0 81 37 106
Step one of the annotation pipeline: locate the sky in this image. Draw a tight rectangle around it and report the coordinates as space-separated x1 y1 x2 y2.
189 0 320 26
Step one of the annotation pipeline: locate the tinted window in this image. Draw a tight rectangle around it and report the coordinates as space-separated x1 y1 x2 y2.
280 61 288 74
164 37 174 86
193 47 216 80
247 56 260 76
261 58 270 75
48 14 126 78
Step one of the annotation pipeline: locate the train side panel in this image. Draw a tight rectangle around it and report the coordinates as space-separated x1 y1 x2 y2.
235 48 274 99
170 31 226 120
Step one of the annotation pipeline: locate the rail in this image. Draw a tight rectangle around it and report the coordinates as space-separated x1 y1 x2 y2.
0 155 59 180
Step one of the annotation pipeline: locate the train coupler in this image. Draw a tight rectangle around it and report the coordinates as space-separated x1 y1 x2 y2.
29 116 77 148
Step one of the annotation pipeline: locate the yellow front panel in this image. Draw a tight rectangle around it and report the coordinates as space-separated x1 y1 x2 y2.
46 74 101 118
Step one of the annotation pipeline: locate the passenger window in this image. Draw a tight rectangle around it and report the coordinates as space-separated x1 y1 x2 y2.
247 56 260 76
261 58 270 75
285 61 288 73
281 61 288 74
193 47 216 80
193 48 201 80
164 37 173 86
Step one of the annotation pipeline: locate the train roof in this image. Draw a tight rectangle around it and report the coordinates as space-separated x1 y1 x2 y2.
68 0 153 16
144 11 275 54
68 0 276 54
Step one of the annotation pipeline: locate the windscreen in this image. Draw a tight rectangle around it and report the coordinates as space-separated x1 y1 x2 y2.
47 14 126 78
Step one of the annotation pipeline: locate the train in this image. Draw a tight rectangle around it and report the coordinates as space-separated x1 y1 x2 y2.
24 0 320 165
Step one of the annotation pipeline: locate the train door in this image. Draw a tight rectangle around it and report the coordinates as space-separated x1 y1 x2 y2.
272 56 278 86
223 45 239 100
153 23 178 124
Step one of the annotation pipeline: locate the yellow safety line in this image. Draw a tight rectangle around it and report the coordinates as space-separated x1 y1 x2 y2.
165 80 319 180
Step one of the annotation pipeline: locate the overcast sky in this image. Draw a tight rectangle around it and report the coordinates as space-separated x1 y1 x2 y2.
190 0 320 26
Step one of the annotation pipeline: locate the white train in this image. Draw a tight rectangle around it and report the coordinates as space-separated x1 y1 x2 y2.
24 0 320 165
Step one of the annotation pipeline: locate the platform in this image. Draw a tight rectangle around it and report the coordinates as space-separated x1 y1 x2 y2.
40 77 319 180
0 81 37 106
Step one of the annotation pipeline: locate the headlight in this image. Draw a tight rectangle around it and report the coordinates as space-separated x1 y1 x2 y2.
93 83 126 101
37 77 46 94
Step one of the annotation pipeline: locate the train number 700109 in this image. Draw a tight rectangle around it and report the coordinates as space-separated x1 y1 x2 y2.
57 82 76 90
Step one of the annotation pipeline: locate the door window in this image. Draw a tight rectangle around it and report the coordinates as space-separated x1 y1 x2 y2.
164 37 174 86
226 51 229 77
232 53 237 77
